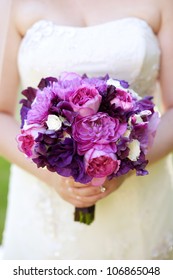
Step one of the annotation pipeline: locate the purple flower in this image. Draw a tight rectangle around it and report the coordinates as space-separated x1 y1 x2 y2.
134 96 155 112
129 110 160 154
131 122 148 153
38 77 58 90
53 72 83 101
120 80 129 88
60 72 82 86
27 87 56 125
32 135 74 171
111 152 148 178
49 99 75 126
82 74 109 93
33 135 91 184
110 158 133 177
107 78 129 90
20 87 37 128
73 112 127 155
147 111 160 148
70 155 92 184
69 85 102 116
133 152 149 176
116 137 130 159
99 85 130 122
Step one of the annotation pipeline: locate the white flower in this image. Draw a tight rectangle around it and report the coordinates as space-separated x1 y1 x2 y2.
128 110 152 127
129 89 141 100
127 139 141 161
107 79 141 101
107 79 127 91
128 114 143 125
123 129 131 138
46 114 64 131
139 110 151 117
154 105 161 117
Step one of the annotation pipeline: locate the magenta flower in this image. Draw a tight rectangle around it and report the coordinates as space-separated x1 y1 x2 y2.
84 147 120 186
17 124 45 157
110 88 133 111
73 112 127 155
69 85 102 116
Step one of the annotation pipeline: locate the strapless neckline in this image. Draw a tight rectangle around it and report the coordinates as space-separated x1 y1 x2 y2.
23 17 157 40
18 16 160 97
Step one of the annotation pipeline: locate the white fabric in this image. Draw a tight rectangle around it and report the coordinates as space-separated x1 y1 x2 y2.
2 17 173 259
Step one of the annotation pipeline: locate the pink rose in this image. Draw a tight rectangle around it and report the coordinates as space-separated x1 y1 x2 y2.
17 124 45 157
110 89 133 111
73 112 127 155
69 85 102 116
84 147 120 186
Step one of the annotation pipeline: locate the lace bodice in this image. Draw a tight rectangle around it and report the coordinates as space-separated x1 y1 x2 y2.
18 17 160 96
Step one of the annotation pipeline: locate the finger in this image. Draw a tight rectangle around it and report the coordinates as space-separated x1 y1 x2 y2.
74 191 107 205
64 178 89 188
60 185 109 208
59 192 97 208
69 196 99 208
68 185 101 197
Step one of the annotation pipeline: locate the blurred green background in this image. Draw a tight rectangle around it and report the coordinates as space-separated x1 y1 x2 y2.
0 157 10 244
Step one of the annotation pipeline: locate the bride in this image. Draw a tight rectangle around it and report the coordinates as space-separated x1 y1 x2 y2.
0 0 173 259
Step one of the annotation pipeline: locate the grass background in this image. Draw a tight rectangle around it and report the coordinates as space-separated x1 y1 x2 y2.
0 157 10 244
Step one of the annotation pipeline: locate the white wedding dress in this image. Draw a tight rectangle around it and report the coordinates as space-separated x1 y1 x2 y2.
2 17 173 260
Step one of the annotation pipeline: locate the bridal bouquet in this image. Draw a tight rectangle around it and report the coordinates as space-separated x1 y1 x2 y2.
17 72 160 224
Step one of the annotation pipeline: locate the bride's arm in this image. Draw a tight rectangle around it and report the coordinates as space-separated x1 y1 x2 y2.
0 7 51 181
146 0 173 163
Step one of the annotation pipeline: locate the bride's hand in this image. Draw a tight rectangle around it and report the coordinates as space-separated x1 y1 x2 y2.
52 175 106 207
49 172 129 207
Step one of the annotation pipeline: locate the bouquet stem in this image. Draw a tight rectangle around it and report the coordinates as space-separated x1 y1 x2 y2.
74 205 95 225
